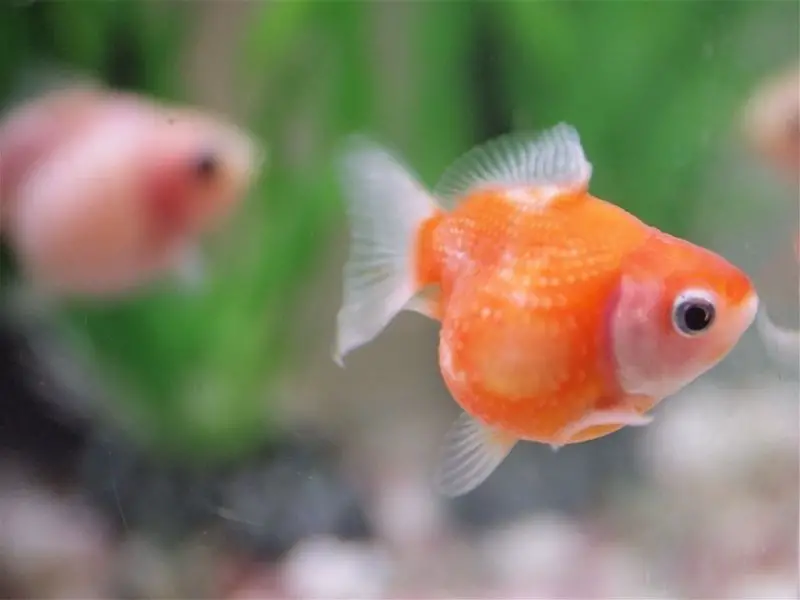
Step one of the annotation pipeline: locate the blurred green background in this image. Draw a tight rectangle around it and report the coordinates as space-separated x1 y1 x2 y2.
0 0 796 463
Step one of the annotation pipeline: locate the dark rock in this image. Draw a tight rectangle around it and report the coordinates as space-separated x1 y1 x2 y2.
79 429 374 559
0 307 90 487
214 433 373 561
78 429 224 545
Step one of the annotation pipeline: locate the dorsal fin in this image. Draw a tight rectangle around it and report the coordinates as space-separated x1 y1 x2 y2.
433 122 592 210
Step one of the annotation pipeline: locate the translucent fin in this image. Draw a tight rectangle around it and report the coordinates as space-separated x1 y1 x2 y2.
333 136 438 366
756 308 799 372
550 409 653 451
435 411 518 497
433 122 592 209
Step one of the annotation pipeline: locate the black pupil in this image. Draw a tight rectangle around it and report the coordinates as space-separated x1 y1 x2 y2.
194 152 218 180
683 303 712 332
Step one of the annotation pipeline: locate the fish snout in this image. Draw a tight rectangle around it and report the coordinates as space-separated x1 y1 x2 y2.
735 290 760 333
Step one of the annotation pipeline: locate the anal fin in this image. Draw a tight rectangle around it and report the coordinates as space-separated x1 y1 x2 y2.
434 411 517 497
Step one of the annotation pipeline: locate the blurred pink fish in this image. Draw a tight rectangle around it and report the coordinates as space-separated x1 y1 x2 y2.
0 79 263 298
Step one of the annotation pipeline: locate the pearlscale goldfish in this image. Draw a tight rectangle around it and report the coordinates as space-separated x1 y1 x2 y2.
333 124 759 497
0 80 262 298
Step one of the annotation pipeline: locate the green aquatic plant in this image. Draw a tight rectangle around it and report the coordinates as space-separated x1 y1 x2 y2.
0 0 795 463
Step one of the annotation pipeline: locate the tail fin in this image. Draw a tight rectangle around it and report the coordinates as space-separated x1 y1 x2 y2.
333 136 439 366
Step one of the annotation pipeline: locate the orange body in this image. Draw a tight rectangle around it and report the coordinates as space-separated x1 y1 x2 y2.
413 188 747 444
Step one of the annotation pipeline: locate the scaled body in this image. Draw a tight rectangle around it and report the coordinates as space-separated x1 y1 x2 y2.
334 124 758 497
428 188 651 444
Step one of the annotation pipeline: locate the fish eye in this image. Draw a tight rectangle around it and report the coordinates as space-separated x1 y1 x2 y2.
193 150 219 181
672 289 717 337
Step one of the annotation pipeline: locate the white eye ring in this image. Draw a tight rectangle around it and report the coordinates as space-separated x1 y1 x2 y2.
672 288 717 337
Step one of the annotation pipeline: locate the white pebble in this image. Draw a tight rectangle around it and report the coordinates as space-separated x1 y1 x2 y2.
370 471 446 550
726 571 798 599
478 513 588 590
280 536 391 599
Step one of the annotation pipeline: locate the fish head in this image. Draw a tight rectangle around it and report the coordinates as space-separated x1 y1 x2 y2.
609 230 758 400
142 107 264 240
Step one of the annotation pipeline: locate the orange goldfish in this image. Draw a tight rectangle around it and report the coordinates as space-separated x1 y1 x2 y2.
333 124 759 497
0 81 262 298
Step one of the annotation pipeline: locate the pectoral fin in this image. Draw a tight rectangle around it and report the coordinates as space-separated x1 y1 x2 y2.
550 409 653 451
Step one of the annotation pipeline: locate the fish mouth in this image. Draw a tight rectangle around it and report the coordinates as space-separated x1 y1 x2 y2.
738 291 760 332
227 129 266 187
700 291 759 364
